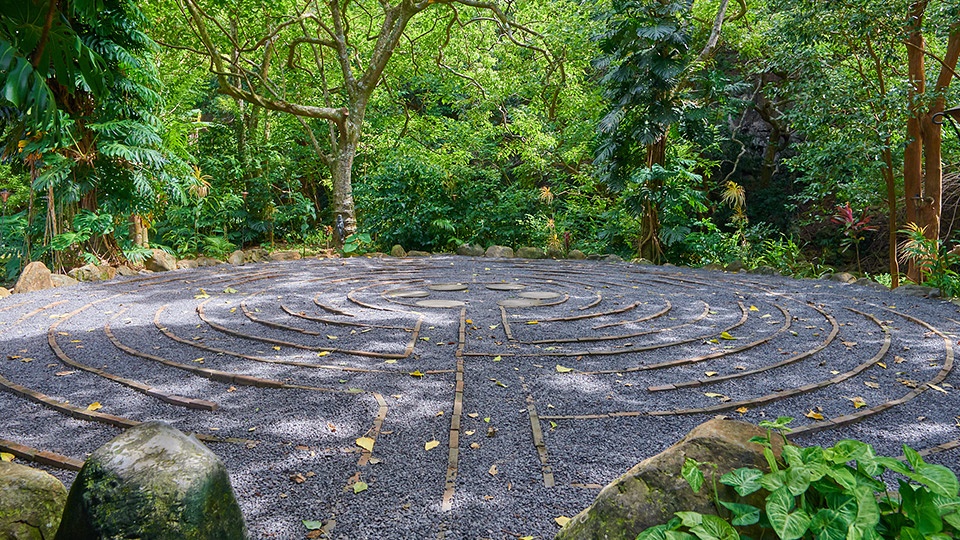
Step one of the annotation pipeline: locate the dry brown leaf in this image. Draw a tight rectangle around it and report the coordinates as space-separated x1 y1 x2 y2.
864 381 880 389
356 437 375 452
846 396 867 409
805 409 825 421
928 383 949 394
735 406 749 414
425 440 440 451
488 464 498 476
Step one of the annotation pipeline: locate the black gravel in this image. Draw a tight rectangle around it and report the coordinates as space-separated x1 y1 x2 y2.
3 256 960 539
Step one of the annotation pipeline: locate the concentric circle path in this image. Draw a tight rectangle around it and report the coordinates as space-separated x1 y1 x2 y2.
3 256 960 539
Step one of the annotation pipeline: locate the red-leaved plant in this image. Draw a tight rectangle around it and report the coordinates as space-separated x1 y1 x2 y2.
831 203 878 273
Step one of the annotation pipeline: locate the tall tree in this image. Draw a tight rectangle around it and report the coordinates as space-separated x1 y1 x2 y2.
904 2 960 282
171 0 551 241
594 0 739 261
0 0 178 270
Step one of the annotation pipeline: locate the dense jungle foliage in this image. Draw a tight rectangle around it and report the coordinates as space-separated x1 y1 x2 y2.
0 0 958 290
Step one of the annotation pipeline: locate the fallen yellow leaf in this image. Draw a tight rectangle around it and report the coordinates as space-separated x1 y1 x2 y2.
527 320 539 325
86 401 102 412
720 331 736 340
493 356 502 362
356 437 375 452
353 481 368 494
805 409 825 421
928 383 948 394
0 452 13 462
555 516 571 527
410 370 424 378
326 335 338 340
555 365 574 373
384 359 396 364
704 371 718 377
847 396 867 409
735 406 749 414
749 305 759 312
317 351 330 357
864 381 880 389
425 440 440 451
273 346 281 351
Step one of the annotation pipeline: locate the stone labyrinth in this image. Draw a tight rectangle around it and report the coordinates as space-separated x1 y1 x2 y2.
3 256 960 538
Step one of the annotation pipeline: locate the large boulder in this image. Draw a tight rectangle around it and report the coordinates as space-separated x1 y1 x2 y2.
116 265 138 277
485 245 514 258
13 261 53 294
556 419 780 540
177 259 199 270
825 272 857 284
0 461 67 540
56 421 248 540
516 246 545 259
144 249 177 272
243 248 267 263
456 244 485 257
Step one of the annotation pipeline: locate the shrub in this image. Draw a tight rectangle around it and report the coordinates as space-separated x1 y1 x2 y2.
639 418 960 540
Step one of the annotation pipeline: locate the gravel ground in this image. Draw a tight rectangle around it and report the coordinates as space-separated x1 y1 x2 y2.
3 255 960 539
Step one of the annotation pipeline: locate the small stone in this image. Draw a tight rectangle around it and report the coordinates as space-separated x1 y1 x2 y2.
13 261 54 293
632 258 655 265
268 250 301 262
854 277 888 291
567 249 586 260
545 247 564 259
407 250 430 257
515 246 545 259
701 263 724 271
115 265 138 277
56 421 249 539
177 259 199 270
484 245 514 258
826 272 857 284
196 256 224 267
724 260 745 272
456 244 485 257
891 283 937 297
50 274 80 288
228 250 245 266
586 253 603 261
601 254 623 263
0 461 67 540
243 248 267 263
144 249 177 272
0 287 10 298
749 265 779 276
390 245 406 257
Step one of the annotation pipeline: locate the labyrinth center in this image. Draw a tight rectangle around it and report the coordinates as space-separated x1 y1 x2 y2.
1 256 959 537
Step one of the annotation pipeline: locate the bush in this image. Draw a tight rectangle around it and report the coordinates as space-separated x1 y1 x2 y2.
640 418 960 540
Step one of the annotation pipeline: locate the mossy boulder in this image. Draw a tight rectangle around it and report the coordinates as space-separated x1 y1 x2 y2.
515 246 545 259
456 244 485 257
556 419 780 540
144 249 177 272
390 244 407 257
0 461 67 539
55 421 248 540
485 245 514 258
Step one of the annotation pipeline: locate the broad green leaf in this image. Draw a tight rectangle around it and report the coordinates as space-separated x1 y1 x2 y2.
766 487 811 540
911 462 960 498
761 470 787 492
900 527 924 540
720 468 764 496
302 519 323 530
688 514 739 540
682 458 704 493
353 481 368 493
675 512 704 529
900 481 943 535
828 440 874 464
719 501 760 526
664 531 698 540
809 509 850 540
637 524 671 540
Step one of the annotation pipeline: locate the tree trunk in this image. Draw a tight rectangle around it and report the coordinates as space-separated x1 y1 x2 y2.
638 137 667 262
882 146 900 288
330 133 359 243
904 0 927 282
